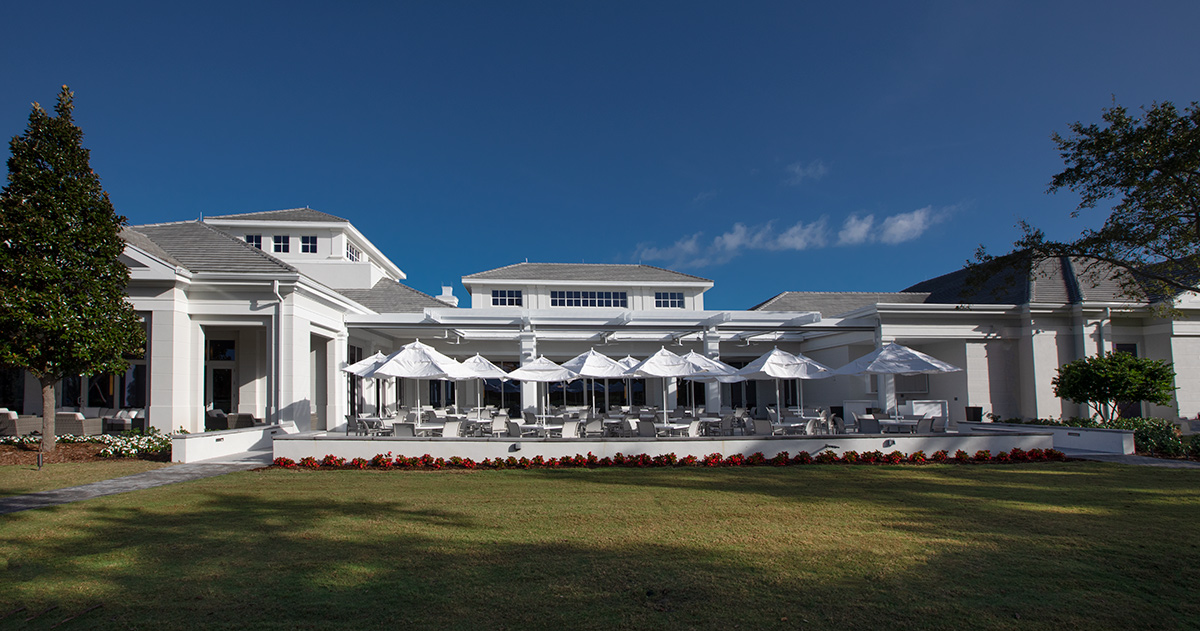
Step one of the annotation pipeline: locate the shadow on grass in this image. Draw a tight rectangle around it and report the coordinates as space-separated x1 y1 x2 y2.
0 464 1197 630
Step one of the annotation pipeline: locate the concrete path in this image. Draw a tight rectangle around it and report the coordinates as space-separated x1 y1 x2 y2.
0 450 272 515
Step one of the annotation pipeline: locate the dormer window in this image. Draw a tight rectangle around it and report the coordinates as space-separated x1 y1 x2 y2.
346 243 362 262
492 290 522 306
273 235 289 253
301 235 317 253
245 234 262 249
655 292 685 308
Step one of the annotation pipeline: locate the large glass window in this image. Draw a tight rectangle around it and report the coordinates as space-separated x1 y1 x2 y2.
655 292 685 308
273 235 290 253
301 235 318 253
550 291 628 307
492 290 522 306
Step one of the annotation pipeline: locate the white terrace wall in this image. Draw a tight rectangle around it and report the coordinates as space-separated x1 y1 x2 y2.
274 432 1053 463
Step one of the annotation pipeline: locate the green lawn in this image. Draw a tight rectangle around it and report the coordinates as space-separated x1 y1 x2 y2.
0 461 170 497
1 463 1197 630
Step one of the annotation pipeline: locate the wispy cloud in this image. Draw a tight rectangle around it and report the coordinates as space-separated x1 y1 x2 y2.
634 205 951 269
783 160 829 186
692 190 718 204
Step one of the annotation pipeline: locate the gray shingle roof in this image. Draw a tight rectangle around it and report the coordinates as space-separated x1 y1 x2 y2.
903 252 1146 305
124 221 297 274
204 208 349 223
903 253 1032 304
337 279 449 313
464 262 711 283
751 291 930 316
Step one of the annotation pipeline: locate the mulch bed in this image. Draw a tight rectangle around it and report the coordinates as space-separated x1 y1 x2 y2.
0 443 108 466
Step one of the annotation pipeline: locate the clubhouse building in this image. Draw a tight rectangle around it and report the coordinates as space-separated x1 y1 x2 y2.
2 208 1197 432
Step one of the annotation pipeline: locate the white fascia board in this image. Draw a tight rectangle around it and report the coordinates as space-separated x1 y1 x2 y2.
294 276 376 316
461 278 713 290
205 218 406 280
123 244 192 281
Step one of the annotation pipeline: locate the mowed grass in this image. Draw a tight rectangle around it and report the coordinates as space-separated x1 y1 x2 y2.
1 462 1198 630
0 461 170 497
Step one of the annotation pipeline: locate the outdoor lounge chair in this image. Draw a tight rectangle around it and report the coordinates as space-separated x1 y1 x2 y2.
55 412 102 436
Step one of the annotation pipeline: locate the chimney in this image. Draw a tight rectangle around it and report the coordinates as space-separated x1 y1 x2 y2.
436 286 459 307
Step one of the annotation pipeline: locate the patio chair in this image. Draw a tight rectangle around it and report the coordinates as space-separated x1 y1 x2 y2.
753 419 783 436
831 416 846 434
583 419 604 438
507 420 535 439
636 420 659 438
550 419 580 438
439 420 461 438
392 422 416 437
915 417 933 434
683 419 702 437
857 418 882 434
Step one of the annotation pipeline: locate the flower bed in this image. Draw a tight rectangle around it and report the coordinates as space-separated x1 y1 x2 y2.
271 447 1066 471
0 430 172 460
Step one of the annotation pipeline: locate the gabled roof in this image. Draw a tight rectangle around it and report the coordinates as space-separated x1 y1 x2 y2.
337 279 449 313
204 208 349 223
123 221 296 274
902 252 1032 304
463 262 712 284
750 291 930 316
903 252 1143 305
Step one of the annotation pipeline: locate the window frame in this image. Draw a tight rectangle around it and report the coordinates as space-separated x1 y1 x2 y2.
491 289 522 306
245 234 262 249
273 235 290 253
300 235 318 254
654 292 685 309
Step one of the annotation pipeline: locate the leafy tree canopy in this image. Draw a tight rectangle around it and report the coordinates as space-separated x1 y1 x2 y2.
979 100 1200 303
0 86 144 450
1051 352 1176 423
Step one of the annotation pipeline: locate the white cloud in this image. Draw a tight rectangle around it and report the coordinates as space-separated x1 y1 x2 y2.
837 213 875 245
879 206 934 244
633 205 950 269
692 190 717 204
783 160 829 185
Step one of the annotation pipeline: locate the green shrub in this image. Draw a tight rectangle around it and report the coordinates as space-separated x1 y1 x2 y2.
1186 435 1200 460
1105 417 1183 457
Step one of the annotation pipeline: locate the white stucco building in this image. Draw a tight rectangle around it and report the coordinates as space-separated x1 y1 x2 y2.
2 208 1197 432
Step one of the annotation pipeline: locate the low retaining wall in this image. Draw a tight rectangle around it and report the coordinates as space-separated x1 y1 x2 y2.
173 422 298 463
274 431 1053 462
958 422 1133 455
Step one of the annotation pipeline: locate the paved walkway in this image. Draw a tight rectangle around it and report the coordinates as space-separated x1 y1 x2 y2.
0 451 272 515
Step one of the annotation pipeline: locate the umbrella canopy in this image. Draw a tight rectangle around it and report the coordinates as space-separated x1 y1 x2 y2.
456 353 510 411
681 351 745 383
369 340 465 380
342 351 389 377
736 347 832 380
617 356 640 371
736 347 832 413
561 348 627 378
832 343 962 376
627 347 704 419
508 356 579 382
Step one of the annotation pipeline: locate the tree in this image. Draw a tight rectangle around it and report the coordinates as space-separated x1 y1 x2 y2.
980 100 1200 303
1051 352 1176 423
0 86 144 452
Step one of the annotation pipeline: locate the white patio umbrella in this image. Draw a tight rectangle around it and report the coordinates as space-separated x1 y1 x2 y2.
617 356 640 408
562 349 627 413
341 351 389 416
456 354 511 412
681 351 745 415
507 356 579 414
367 340 467 414
736 347 832 412
627 347 705 421
831 342 962 413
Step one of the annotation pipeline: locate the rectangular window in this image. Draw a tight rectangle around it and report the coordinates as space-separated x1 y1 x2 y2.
346 243 362 262
550 290 628 307
655 292 685 308
491 290 522 306
273 235 290 253
245 234 262 249
301 235 318 253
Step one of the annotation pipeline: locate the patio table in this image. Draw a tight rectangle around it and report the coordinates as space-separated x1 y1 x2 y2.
877 419 918 433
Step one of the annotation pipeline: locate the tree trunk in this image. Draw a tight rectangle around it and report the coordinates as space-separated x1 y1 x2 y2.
40 377 57 452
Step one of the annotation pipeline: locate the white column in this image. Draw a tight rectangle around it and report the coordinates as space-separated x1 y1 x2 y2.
277 293 313 431
519 331 538 413
147 295 203 433
703 329 722 413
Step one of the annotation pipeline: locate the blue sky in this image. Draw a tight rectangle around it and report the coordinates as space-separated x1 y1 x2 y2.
3 1 1197 309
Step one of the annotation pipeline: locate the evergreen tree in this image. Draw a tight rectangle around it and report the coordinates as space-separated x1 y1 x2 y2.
0 86 144 451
